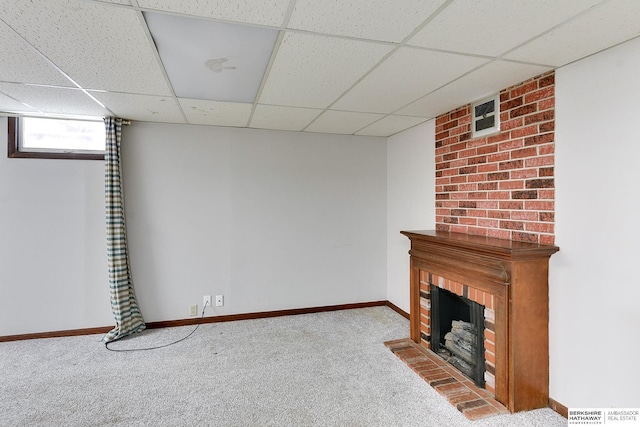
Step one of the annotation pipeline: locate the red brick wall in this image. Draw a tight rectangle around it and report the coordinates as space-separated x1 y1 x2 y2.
435 71 555 245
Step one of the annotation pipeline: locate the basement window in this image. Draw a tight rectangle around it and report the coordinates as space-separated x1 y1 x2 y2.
471 94 500 138
7 116 105 160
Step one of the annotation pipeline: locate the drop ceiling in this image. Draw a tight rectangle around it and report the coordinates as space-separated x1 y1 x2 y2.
0 0 638 137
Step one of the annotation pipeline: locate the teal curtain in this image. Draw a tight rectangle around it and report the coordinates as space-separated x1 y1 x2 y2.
102 117 145 343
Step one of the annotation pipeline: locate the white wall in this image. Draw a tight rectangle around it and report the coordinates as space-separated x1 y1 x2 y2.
121 123 388 322
552 36 640 408
386 120 435 312
0 116 111 335
0 119 387 334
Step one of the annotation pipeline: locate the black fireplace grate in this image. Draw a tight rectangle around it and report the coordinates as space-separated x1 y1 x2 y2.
430 284 486 387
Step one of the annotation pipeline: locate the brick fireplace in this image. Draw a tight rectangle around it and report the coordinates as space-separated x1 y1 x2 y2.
386 71 559 417
399 230 558 413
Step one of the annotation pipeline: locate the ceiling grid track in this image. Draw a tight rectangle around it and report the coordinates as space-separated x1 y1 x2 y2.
300 0 456 134
1 0 638 135
131 0 188 124
0 14 114 117
246 0 298 128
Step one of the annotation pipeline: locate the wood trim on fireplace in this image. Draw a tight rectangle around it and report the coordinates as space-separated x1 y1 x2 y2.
401 230 558 413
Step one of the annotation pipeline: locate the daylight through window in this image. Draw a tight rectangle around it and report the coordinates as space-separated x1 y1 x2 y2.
8 116 105 160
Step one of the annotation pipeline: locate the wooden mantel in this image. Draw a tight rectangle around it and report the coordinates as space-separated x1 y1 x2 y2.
401 230 559 413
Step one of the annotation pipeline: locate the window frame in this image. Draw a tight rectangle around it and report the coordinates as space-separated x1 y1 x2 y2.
7 116 105 160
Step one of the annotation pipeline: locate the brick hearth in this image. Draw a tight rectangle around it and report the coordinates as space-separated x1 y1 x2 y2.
385 338 509 421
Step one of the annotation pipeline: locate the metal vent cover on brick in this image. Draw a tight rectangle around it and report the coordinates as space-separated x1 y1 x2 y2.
472 94 500 138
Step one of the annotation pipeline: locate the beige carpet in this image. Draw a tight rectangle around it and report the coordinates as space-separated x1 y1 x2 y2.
0 307 565 426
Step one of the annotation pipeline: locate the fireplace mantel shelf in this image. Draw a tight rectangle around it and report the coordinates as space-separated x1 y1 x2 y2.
401 230 559 413
401 230 559 260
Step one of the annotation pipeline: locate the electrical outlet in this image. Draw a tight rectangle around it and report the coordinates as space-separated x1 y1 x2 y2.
189 304 198 316
215 295 224 307
203 295 212 308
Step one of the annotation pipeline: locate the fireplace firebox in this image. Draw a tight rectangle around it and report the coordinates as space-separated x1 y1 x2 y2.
430 285 485 387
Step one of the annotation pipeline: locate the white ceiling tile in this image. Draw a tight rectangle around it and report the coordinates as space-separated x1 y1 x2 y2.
0 0 633 135
505 0 640 67
250 105 323 131
0 0 172 95
408 0 602 57
355 115 427 137
0 91 38 114
397 60 551 118
259 32 393 109
91 0 131 4
136 0 291 27
288 0 447 42
304 110 384 135
333 47 489 114
91 91 185 123
0 21 72 87
145 12 278 103
0 83 108 117
179 98 252 127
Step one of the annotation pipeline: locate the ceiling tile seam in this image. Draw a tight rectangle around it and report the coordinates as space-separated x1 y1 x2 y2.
0 90 40 114
84 0 408 50
552 33 640 74
54 0 578 69
385 119 430 138
324 106 428 119
385 59 498 119
251 101 427 119
279 28 400 48
130 5 291 34
301 0 458 131
247 31 285 127
498 0 612 61
401 44 499 61
298 43 401 133
280 0 298 28
134 6 188 124
561 33 640 71
351 114 392 136
0 16 114 117
286 35 499 129
5 0 601 131
92 0 466 53
83 87 172 97
397 0 456 46
177 98 251 106
254 102 323 113
357 117 427 138
88 0 532 65
299 110 326 133
81 0 481 58
125 5 402 49
283 0 458 47
81 0 137 12
0 82 82 90
82 90 111 112
495 57 556 70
